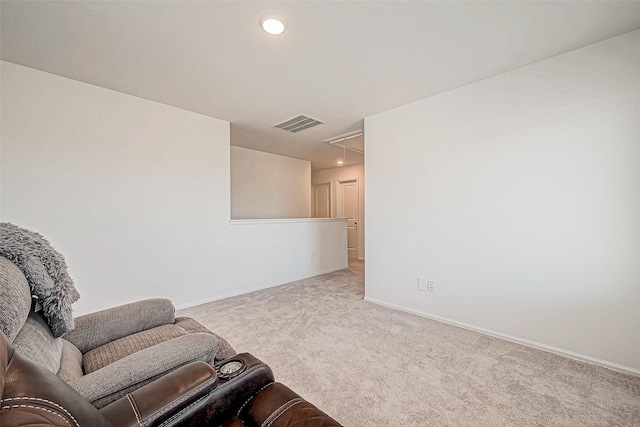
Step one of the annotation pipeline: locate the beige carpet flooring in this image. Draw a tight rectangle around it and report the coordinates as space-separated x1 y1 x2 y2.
179 260 640 426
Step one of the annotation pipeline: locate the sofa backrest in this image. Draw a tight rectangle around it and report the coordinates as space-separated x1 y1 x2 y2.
0 330 111 426
0 256 32 342
0 256 69 375
13 311 63 374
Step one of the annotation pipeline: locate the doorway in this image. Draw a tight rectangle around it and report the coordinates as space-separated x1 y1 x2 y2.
336 178 359 258
312 183 331 218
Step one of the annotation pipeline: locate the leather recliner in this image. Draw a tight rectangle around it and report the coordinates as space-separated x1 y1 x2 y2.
0 330 342 426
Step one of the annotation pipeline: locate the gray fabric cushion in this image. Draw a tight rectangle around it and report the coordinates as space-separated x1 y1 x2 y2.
63 298 175 353
69 333 220 408
0 256 32 342
57 338 84 382
175 316 236 361
13 311 63 374
83 324 185 374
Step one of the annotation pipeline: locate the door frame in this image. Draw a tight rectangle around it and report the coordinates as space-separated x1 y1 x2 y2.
311 182 331 218
336 177 360 258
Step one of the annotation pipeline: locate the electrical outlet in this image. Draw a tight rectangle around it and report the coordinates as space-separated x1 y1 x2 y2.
311 253 316 261
418 277 427 291
427 280 435 292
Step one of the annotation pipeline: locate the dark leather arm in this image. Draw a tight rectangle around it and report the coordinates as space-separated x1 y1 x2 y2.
99 361 218 427
100 353 275 427
224 383 343 427
172 353 276 426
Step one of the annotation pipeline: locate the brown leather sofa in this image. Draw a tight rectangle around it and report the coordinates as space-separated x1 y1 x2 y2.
0 330 342 426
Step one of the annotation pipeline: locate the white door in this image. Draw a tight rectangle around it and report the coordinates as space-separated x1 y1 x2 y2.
337 179 359 258
312 183 331 218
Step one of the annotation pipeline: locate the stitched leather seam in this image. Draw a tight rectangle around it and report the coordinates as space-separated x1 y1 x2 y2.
156 394 210 427
236 382 275 417
1 397 80 427
88 357 213 404
143 376 217 424
126 393 143 426
262 398 305 427
0 404 75 426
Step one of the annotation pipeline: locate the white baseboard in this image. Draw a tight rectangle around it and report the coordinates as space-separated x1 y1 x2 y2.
175 284 276 311
363 296 640 377
176 266 347 311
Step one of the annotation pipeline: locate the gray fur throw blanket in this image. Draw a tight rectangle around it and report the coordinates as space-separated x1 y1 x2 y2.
0 222 80 337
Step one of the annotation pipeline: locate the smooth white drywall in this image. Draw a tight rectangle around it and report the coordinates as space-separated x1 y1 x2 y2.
0 61 347 315
365 30 640 373
231 146 311 219
312 164 365 259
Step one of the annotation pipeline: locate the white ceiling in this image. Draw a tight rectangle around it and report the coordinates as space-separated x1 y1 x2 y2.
2 1 640 170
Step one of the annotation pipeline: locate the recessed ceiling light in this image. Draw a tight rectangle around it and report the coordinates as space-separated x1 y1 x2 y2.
260 14 287 35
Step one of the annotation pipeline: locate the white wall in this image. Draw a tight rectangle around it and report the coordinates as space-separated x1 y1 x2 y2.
0 61 347 315
365 30 640 374
312 164 365 259
231 146 311 219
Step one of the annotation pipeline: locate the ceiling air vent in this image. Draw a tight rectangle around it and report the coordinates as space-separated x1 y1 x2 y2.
273 114 324 133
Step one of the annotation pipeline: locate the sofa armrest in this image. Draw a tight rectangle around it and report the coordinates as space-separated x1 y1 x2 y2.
68 333 219 408
175 353 276 426
229 382 342 427
99 361 218 427
63 298 175 352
